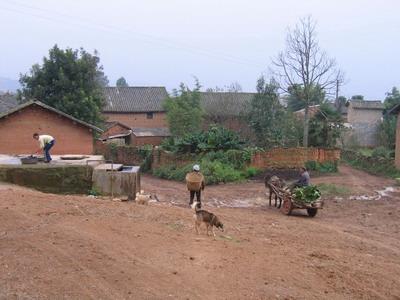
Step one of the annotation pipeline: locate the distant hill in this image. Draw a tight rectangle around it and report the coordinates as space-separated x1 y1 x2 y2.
0 77 20 93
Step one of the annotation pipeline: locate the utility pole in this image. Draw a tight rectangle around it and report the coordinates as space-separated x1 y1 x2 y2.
335 79 339 110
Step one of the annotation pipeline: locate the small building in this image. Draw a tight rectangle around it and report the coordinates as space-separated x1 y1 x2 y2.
102 87 169 128
389 104 400 168
344 100 384 147
131 127 171 146
100 123 170 146
0 100 102 154
100 122 133 145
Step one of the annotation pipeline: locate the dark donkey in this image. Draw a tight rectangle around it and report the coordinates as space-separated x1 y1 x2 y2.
265 175 286 208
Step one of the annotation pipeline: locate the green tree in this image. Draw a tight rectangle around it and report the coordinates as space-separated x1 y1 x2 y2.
163 79 203 137
116 76 129 87
383 87 400 112
308 103 344 147
287 84 326 112
18 45 108 125
335 96 347 112
378 87 400 149
248 76 301 148
351 95 364 101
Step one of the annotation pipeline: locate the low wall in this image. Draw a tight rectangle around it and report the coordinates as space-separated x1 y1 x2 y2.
250 148 341 169
0 164 93 194
94 141 144 166
95 142 341 171
151 149 195 169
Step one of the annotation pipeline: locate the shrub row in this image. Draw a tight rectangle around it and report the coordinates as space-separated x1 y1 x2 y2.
342 149 400 178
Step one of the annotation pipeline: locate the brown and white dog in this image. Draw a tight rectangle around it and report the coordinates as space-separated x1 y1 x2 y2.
191 202 224 237
135 190 159 205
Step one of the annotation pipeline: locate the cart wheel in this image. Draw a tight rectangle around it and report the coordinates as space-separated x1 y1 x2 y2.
281 198 293 215
307 208 318 217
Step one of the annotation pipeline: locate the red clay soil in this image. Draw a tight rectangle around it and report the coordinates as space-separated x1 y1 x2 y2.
1 165 400 299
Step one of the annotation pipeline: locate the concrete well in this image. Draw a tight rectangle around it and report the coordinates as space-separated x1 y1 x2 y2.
92 164 140 200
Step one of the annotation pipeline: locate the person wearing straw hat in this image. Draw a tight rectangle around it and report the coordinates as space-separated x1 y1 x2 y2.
185 164 205 208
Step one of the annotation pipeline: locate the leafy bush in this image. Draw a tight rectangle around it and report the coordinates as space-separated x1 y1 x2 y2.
160 125 245 154
305 160 338 173
137 145 153 172
243 166 262 178
318 161 338 173
371 146 394 159
152 161 244 184
200 160 244 184
305 160 318 171
152 164 193 181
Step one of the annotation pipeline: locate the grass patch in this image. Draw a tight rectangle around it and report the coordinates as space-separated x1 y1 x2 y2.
317 183 352 197
342 149 400 179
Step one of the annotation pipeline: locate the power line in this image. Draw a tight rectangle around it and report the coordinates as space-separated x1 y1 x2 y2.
1 0 267 69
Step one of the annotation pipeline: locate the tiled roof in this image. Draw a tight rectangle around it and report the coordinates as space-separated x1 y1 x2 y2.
103 87 168 113
347 100 384 110
0 100 102 132
0 93 18 114
132 127 171 137
104 121 131 130
199 92 255 116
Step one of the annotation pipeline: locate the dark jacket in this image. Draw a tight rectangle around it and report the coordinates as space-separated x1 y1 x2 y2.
297 171 310 187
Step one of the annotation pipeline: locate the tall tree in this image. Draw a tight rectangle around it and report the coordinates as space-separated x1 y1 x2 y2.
18 45 108 125
205 81 242 92
378 87 400 149
248 76 301 148
163 79 203 137
272 16 343 147
116 77 129 87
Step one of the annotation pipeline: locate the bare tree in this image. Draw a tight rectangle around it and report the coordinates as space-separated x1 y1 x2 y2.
272 16 344 147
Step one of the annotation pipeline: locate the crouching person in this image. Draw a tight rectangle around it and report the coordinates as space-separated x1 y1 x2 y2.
185 164 205 208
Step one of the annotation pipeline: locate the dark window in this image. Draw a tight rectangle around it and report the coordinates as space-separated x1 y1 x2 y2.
146 112 154 119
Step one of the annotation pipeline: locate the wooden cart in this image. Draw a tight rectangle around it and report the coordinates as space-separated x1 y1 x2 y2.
269 183 323 217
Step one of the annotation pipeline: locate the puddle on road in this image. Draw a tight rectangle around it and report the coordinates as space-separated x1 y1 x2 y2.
349 186 399 201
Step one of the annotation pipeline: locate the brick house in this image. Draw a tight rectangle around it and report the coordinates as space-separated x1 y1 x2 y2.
389 104 400 168
344 100 384 147
199 92 254 136
102 87 169 128
0 100 102 154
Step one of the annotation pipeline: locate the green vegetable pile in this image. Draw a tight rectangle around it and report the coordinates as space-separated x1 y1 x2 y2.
293 185 321 203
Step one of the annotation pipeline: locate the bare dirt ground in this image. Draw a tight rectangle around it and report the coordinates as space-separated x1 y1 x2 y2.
1 165 400 299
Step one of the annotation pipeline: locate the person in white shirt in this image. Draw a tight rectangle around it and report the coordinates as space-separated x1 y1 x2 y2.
33 133 55 163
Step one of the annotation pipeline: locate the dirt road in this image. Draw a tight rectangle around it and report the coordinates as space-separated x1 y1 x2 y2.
1 165 400 299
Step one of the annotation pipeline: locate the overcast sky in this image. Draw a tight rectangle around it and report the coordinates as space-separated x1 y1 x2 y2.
1 0 399 99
